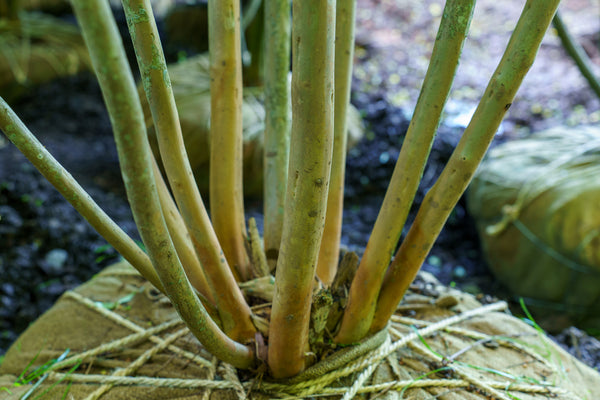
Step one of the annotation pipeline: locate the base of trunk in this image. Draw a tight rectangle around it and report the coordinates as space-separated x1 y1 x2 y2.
1 261 598 399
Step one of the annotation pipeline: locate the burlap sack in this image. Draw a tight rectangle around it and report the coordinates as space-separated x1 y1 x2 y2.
139 54 364 197
1 261 599 399
0 13 91 102
467 126 600 332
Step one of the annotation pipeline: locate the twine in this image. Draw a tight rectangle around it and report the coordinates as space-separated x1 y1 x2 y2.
218 362 246 400
45 373 241 390
64 291 212 368
42 374 575 397
407 339 513 400
391 314 557 371
201 356 219 400
84 328 189 400
51 318 183 371
340 333 392 400
28 289 580 400
261 302 510 395
279 379 577 398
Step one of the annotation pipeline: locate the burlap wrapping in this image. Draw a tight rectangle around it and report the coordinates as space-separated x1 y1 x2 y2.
467 126 600 332
139 54 364 197
1 261 599 399
0 13 91 102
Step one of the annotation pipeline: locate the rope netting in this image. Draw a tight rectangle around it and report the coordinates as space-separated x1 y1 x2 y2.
22 286 581 400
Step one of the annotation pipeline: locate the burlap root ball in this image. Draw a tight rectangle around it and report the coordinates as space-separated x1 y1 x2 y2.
0 13 91 102
1 261 599 399
467 125 600 332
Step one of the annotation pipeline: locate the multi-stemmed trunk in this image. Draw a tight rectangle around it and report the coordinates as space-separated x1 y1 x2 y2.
0 0 562 380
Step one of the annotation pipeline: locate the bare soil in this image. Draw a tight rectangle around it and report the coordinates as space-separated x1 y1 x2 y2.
354 0 600 135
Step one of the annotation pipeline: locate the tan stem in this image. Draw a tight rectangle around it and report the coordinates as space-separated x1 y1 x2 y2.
122 0 255 342
208 0 251 282
316 0 357 286
151 157 213 304
268 0 336 379
71 0 256 368
552 11 600 100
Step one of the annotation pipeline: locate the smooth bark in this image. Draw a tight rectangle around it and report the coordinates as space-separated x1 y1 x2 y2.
151 157 213 303
263 0 291 268
208 0 251 282
122 0 255 341
268 0 336 379
336 0 475 344
552 11 600 100
0 97 164 293
371 0 561 332
316 0 357 286
71 0 256 368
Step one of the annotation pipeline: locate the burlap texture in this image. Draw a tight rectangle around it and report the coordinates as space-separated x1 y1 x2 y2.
467 126 600 332
139 54 364 197
0 261 238 399
0 13 91 102
1 262 599 399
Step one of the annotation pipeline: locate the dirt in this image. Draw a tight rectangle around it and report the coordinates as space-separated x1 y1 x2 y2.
1 0 599 371
354 0 600 134
0 73 137 353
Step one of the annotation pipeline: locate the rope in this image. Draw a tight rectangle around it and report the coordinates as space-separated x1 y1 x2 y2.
305 379 576 397
64 290 212 368
281 324 389 384
261 301 509 395
32 290 581 400
51 319 183 371
45 373 241 390
391 314 557 371
84 328 189 400
341 334 392 400
201 356 219 400
218 362 246 400
408 340 513 400
42 374 577 398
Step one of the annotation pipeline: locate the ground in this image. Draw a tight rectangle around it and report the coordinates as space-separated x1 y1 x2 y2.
0 0 599 370
354 0 600 133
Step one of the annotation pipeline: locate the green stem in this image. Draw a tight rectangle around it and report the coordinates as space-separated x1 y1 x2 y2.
208 0 252 283
263 0 291 268
267 0 335 379
335 0 475 344
371 0 561 333
242 0 264 87
151 157 213 304
0 97 164 293
552 11 600 100
316 0 357 286
122 0 255 342
71 0 255 369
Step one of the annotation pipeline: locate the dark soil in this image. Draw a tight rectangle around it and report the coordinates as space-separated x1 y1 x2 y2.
343 90 490 293
1 0 599 373
0 73 137 353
